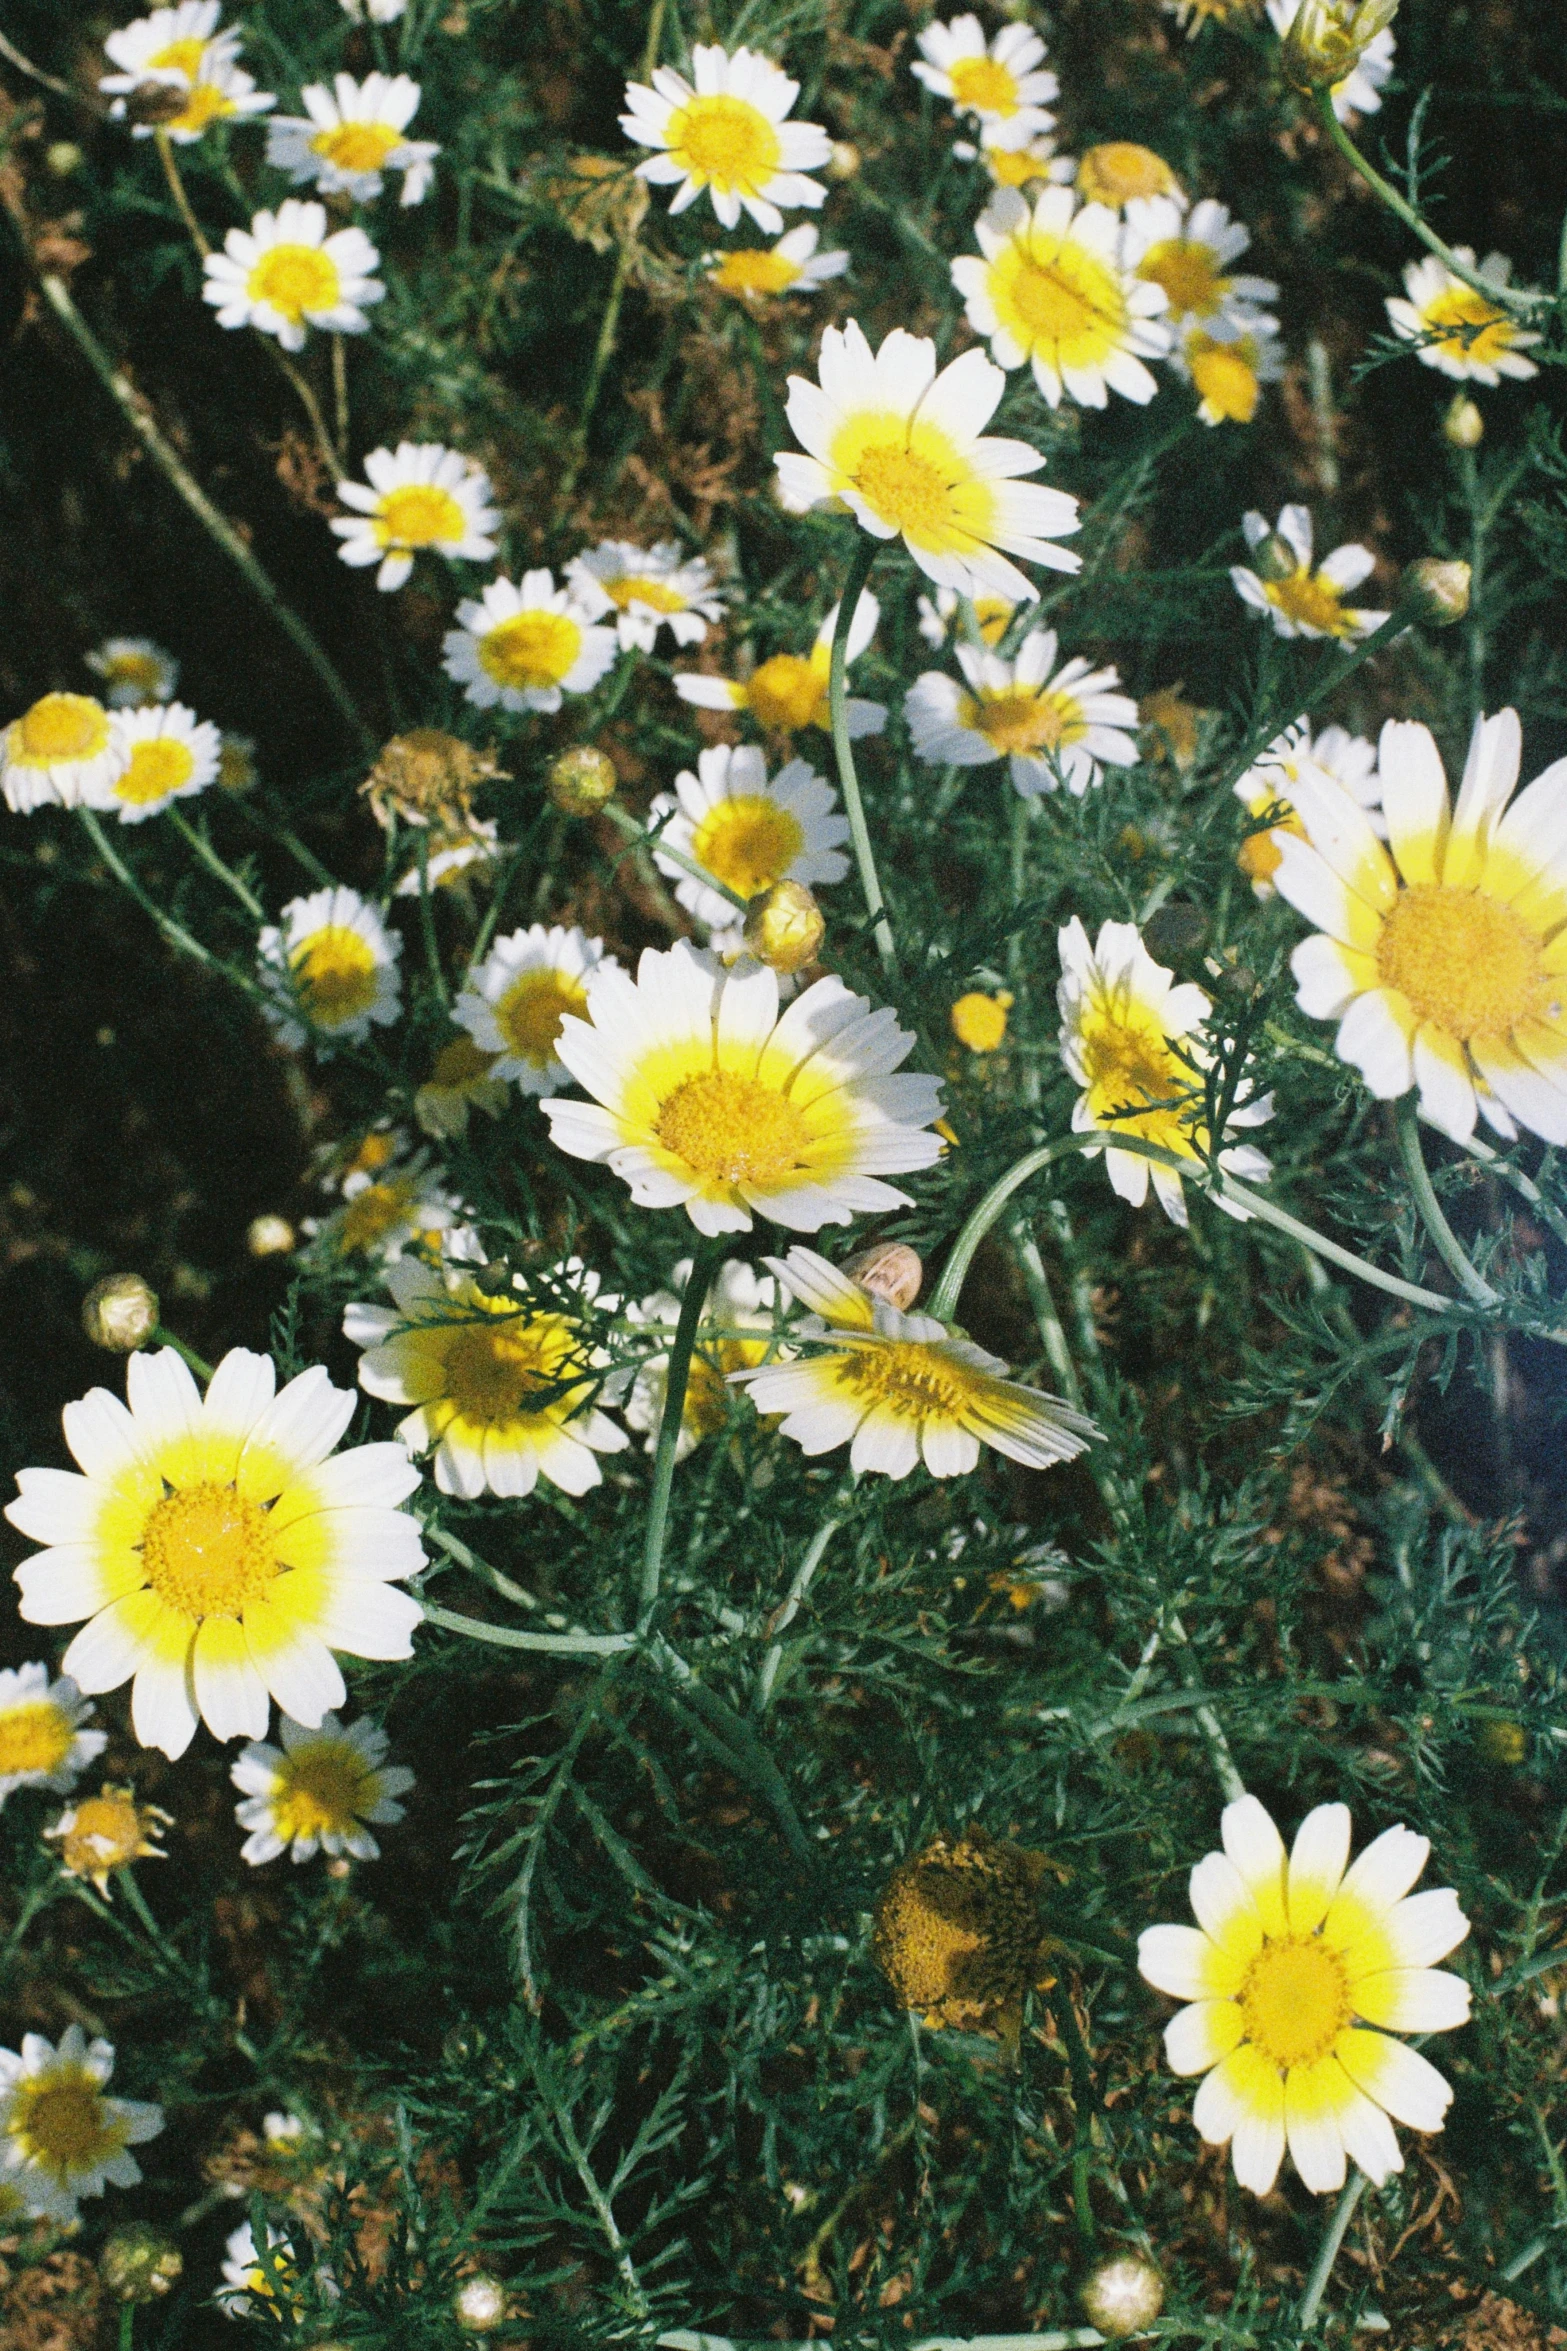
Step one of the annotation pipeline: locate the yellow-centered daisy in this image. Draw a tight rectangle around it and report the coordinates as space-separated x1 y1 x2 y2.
203 199 383 351
0 1664 106 1807
905 627 1138 800
0 2028 163 2225
85 636 178 708
541 938 946 1235
1385 249 1542 387
332 443 500 593
1175 318 1285 426
912 15 1059 150
232 1710 414 1864
620 43 830 234
266 71 440 206
674 596 887 741
1231 503 1388 642
1 692 127 814
566 538 725 653
1128 194 1278 339
258 885 402 1054
6 1346 425 1758
1076 143 1183 208
649 744 850 932
706 224 848 301
100 2 238 97
99 701 221 824
443 570 618 715
1233 718 1379 895
953 186 1172 411
1139 1795 1470 2195
454 923 618 1097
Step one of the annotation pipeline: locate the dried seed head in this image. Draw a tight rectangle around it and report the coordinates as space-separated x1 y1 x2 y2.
546 744 618 814
362 729 504 831
1405 557 1472 626
1080 2253 1166 2338
873 1828 1059 2036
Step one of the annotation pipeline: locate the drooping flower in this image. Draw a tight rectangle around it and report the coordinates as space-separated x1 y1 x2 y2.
414 1036 508 1139
1385 250 1542 387
733 1247 1098 1477
625 1257 785 1460
1265 0 1393 115
707 224 848 300
307 1153 466 1262
565 539 724 653
331 444 500 592
906 628 1139 800
0 2029 163 2224
911 15 1059 151
266 72 440 206
1 693 127 814
619 43 830 234
257 886 402 1054
5 1347 425 1758
454 923 618 1096
345 1257 628 1500
674 596 887 741
649 745 850 931
1075 142 1183 208
45 1783 171 1891
1138 1795 1471 2195
1233 718 1380 895
951 187 1171 411
775 321 1081 603
442 571 618 715
97 701 222 824
100 3 238 97
1173 318 1285 426
1128 194 1278 339
232 1711 414 1865
541 938 946 1235
1057 917 1273 1226
141 56 274 141
391 816 501 896
202 199 383 351
85 637 179 708
0 1665 106 1807
1231 504 1388 643
1273 706 1567 1144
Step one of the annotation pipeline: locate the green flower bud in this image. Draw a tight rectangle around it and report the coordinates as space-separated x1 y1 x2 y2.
82 1272 159 1353
1405 557 1472 626
1444 394 1484 450
1280 0 1400 91
743 879 825 974
546 745 617 815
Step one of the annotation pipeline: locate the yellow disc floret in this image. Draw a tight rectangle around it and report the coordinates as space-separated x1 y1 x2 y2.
947 56 1020 115
656 1071 810 1187
312 120 402 174
17 693 110 763
0 1702 74 1778
478 610 582 693
1238 1938 1352 2071
666 93 781 196
116 738 196 807
1376 886 1547 1044
139 1483 277 1619
291 926 382 1025
494 968 589 1066
991 236 1127 369
689 795 805 899
247 243 342 326
375 484 467 550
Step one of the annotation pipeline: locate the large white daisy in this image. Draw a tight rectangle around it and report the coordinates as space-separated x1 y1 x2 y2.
0 2029 163 2225
453 923 618 1095
649 744 850 930
442 571 617 715
96 700 221 824
202 200 383 351
952 186 1171 410
266 72 440 206
332 443 500 592
674 596 886 741
565 539 724 653
1231 504 1389 643
1385 249 1542 387
0 693 127 814
911 15 1059 151
0 1664 106 1807
620 43 830 234
257 885 402 1053
905 627 1138 799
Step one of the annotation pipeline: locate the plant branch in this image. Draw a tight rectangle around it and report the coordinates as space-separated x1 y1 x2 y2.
1395 1094 1499 1305
1296 2166 1370 2330
829 533 897 976
639 1241 723 1625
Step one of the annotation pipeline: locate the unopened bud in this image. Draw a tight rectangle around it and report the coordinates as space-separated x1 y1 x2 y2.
101 2224 183 2304
246 1214 296 1258
454 2274 508 2331
1250 531 1299 584
1280 0 1399 90
82 1272 159 1353
46 141 84 178
546 745 617 815
842 1242 923 1312
1080 2252 1166 2339
1444 393 1483 449
826 140 861 181
1405 556 1471 626
743 879 825 974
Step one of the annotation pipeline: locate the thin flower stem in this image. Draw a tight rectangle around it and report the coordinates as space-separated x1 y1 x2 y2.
1213 599 1413 802
120 2306 135 2351
78 809 269 1008
930 1137 1100 1321
153 129 209 257
1395 1095 1499 1305
332 331 350 455
1165 1613 1247 1804
829 534 898 977
166 807 264 919
415 830 450 1007
38 275 371 752
602 800 747 911
1296 2165 1370 2331
421 1602 635 1657
756 1510 846 1712
0 26 80 100
151 1325 214 1380
264 342 345 480
1008 1212 1082 1403
1213 1172 1454 1313
639 1240 724 1624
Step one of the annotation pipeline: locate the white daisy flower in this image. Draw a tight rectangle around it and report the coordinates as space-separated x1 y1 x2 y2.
202 199 384 353
257 885 402 1053
308 1153 467 1262
775 320 1081 604
649 744 851 931
413 1036 508 1139
1385 249 1542 386
85 637 178 708
707 223 849 300
620 42 831 234
733 1247 1097 1479
905 628 1138 800
1128 193 1279 337
345 1256 628 1501
565 539 724 653
1234 718 1380 895
914 589 1018 651
1266 0 1394 117
453 923 619 1095
231 1711 414 1865
0 1664 106 1807
1231 504 1389 642
674 596 886 741
442 570 618 715
100 2 237 98
138 57 274 143
219 2220 300 2318
1057 916 1273 1227
266 72 440 207
330 443 499 593
953 185 1172 410
0 693 127 814
0 2029 163 2225
541 938 945 1236
955 132 1074 190
96 700 221 824
1172 318 1286 426
912 15 1059 151
625 1257 786 1461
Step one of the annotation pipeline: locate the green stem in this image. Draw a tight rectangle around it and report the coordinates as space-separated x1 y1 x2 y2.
1214 599 1414 802
1214 1172 1453 1312
421 1601 635 1657
415 829 450 1007
1456 1130 1567 1253
1008 1212 1081 1403
167 808 263 919
755 1511 844 1712
78 810 268 1007
1166 1613 1246 1804
639 1241 723 1624
1395 1095 1498 1305
604 801 747 912
829 535 897 976
119 2303 135 2351
930 1137 1100 1321
1296 2166 1370 2330
151 1325 214 1381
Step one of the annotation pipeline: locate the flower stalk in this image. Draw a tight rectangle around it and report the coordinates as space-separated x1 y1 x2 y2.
829 534 898 976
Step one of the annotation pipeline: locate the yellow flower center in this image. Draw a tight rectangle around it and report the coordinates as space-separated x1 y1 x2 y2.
312 119 403 173
830 411 999 558
169 81 234 132
346 1130 398 1178
375 483 467 550
1078 142 1177 205
1376 885 1549 1045
1139 237 1224 318
967 686 1086 757
665 92 782 195
604 573 691 613
1238 1937 1351 2071
270 1743 376 1844
1079 1003 1203 1159
140 1481 278 1619
444 1312 580 1425
247 242 342 325
991 235 1127 366
104 651 165 694
951 991 1010 1052
975 598 1014 645
290 925 382 1026
0 1701 74 1778
1237 787 1303 884
745 652 828 733
656 1070 810 1187
711 249 803 296
1187 331 1262 422
336 1180 413 1253
834 1338 984 1420
947 55 1020 115
429 1035 498 1089
17 693 108 763
478 609 582 692
985 143 1052 188
680 1354 735 1440
494 967 588 1066
689 794 806 899
116 736 196 807
149 35 208 74
1422 284 1517 370
11 2074 123 2177
1263 570 1355 637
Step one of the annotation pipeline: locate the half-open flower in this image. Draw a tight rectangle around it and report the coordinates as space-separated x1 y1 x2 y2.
1231 504 1388 642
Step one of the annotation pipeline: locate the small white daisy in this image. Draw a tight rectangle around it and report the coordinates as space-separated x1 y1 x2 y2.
454 924 619 1095
100 3 238 99
906 628 1139 799
0 693 127 814
915 589 1018 651
391 816 503 894
331 443 500 592
442 571 618 715
564 539 724 653
1232 504 1389 642
85 637 179 708
219 2220 301 2318
266 72 440 207
202 199 384 352
231 1712 414 1866
954 132 1074 189
0 2029 163 2226
96 701 222 824
674 597 887 741
142 57 274 143
1172 318 1286 426
257 885 402 1052
1128 194 1279 338
706 223 849 299
620 42 831 234
1234 718 1381 895
1385 250 1542 387
912 15 1059 150
649 744 850 931
951 186 1171 411
0 1665 106 1807
307 1152 468 1262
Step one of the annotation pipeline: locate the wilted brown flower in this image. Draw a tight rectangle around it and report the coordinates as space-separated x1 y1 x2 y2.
46 1785 171 1892
361 730 505 833
873 1827 1061 2037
